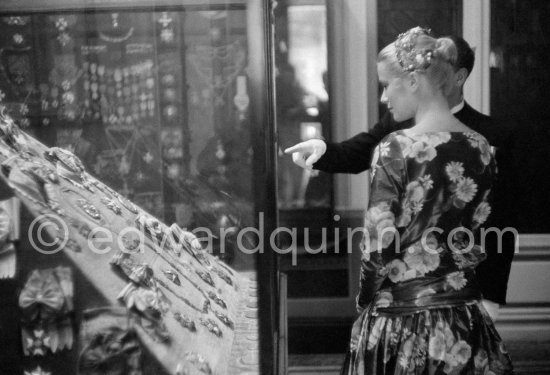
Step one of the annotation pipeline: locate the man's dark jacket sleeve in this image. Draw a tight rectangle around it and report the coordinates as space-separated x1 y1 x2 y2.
313 113 410 174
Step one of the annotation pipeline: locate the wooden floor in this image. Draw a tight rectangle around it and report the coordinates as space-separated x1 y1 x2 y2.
288 341 550 375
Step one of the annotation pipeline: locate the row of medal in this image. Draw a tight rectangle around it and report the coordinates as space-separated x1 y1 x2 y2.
39 59 157 126
81 60 156 126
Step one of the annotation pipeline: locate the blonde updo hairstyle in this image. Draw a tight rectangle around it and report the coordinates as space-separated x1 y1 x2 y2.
378 28 458 96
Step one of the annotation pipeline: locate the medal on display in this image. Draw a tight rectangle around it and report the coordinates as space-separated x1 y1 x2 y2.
111 252 154 288
118 194 139 214
136 213 165 240
199 317 222 338
45 147 84 174
163 268 181 286
212 309 234 329
76 199 101 221
173 311 196 332
207 291 227 309
121 233 141 252
195 269 215 288
101 197 122 215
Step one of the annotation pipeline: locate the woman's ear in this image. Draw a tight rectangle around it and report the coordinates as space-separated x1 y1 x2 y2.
407 72 420 91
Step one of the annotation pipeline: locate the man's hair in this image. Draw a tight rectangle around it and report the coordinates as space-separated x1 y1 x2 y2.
446 35 475 76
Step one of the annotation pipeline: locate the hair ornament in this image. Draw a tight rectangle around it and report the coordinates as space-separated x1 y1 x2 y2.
395 26 433 72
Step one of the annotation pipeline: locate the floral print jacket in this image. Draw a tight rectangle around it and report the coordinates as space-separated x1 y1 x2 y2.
356 131 496 310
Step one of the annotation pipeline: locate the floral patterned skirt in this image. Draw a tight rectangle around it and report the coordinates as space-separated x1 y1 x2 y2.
341 302 513 375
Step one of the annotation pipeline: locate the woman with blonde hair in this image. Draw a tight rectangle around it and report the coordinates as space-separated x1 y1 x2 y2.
342 27 513 374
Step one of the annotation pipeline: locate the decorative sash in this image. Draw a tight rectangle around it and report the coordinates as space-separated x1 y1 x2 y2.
19 267 74 356
373 271 481 316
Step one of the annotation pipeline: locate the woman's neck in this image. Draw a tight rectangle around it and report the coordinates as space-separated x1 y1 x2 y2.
411 94 463 132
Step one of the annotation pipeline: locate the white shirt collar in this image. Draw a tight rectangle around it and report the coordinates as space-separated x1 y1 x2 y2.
451 100 465 114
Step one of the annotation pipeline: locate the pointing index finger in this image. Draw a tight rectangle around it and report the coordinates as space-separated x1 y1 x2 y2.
284 143 305 154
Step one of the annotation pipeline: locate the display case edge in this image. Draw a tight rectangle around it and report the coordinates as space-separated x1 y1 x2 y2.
0 0 246 13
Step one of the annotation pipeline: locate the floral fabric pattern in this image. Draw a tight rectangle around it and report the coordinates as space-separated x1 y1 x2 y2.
344 132 513 374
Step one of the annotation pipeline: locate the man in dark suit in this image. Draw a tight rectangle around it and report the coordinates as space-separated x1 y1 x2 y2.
285 35 516 320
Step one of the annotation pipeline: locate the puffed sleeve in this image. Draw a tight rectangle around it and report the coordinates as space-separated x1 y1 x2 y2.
356 134 405 310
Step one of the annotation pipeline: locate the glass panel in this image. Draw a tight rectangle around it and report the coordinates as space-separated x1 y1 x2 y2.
0 7 256 265
275 1 332 209
490 0 550 233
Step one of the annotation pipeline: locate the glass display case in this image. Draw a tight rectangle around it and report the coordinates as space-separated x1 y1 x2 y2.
0 2 265 250
0 1 277 374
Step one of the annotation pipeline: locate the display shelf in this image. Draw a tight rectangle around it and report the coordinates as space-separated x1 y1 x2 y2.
0 121 260 374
